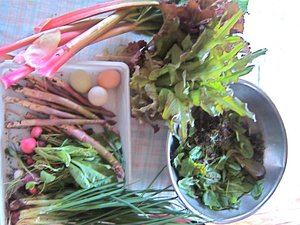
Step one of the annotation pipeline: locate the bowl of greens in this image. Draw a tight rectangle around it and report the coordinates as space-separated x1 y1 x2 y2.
167 79 287 223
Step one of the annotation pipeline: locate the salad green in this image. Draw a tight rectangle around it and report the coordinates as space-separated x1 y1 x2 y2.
172 108 265 210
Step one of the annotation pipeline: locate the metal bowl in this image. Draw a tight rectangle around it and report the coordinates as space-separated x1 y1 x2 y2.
167 79 288 224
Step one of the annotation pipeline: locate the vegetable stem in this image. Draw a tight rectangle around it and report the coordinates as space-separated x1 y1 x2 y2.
35 0 160 32
60 124 124 178
16 87 99 119
36 10 130 78
5 96 81 119
6 118 108 128
0 65 34 89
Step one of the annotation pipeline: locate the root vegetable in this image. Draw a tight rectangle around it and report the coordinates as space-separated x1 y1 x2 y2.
30 127 43 138
20 138 37 154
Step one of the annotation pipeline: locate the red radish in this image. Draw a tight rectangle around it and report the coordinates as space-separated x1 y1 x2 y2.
31 126 43 138
22 173 38 183
20 137 37 154
26 157 35 166
37 140 46 147
28 186 38 195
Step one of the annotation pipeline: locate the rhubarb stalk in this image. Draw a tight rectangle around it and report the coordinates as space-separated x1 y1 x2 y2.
36 10 130 77
0 19 101 57
0 65 35 89
35 0 160 32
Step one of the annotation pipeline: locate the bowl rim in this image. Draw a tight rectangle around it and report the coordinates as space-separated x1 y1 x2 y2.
166 79 288 224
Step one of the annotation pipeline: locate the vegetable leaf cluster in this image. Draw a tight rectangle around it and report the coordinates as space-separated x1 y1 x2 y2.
130 9 266 139
172 109 265 210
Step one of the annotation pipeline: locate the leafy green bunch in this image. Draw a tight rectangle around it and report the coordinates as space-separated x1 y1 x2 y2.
173 109 264 210
130 6 266 139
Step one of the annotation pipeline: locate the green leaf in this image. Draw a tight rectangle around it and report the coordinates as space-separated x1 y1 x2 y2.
160 89 192 139
203 190 221 209
71 159 116 189
179 157 195 177
189 146 202 161
69 164 90 189
215 95 255 120
174 80 189 101
55 150 71 167
173 152 184 168
166 43 183 64
233 0 249 12
181 35 193 51
214 155 228 170
238 135 254 158
25 181 37 190
251 181 264 200
178 177 197 198
40 171 56 184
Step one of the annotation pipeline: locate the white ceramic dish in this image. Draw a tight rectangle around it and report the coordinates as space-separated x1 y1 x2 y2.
0 60 131 225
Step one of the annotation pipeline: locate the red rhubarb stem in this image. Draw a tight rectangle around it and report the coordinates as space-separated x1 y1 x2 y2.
35 0 160 32
0 65 34 89
0 19 101 57
36 10 130 77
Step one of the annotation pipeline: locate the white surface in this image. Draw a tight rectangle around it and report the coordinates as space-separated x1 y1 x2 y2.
0 60 131 225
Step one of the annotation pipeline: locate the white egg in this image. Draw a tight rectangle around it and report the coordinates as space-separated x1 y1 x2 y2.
88 86 108 106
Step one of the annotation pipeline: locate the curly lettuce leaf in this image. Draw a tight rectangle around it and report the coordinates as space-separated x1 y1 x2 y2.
130 7 266 139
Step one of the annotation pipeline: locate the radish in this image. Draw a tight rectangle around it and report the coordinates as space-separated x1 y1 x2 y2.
20 137 37 154
26 157 35 166
28 186 38 195
31 126 43 138
37 140 46 147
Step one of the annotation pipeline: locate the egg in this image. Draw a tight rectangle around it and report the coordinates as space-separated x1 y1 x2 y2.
88 86 108 106
97 69 121 89
69 69 92 93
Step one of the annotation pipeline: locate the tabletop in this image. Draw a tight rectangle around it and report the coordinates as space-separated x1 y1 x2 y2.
0 0 299 225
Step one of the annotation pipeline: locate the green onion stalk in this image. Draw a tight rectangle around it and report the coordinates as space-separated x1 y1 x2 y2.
9 182 204 225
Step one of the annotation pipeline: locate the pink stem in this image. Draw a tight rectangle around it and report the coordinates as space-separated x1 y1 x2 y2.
0 54 14 62
35 0 159 32
36 10 130 77
0 19 101 57
59 30 86 46
0 65 34 89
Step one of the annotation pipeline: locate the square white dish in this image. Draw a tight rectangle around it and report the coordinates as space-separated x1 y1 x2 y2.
0 60 131 225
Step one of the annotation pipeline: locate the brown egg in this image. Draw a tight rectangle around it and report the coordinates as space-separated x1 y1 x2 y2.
97 69 121 89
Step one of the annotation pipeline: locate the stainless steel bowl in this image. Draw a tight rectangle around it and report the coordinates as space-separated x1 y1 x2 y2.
167 79 288 224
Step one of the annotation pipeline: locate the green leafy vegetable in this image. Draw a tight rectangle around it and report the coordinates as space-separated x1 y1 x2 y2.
130 8 267 139
172 108 265 210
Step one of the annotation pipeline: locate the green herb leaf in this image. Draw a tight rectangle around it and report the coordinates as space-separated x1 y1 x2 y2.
179 157 194 177
178 177 197 198
40 171 56 184
189 146 202 161
25 181 37 190
251 181 264 200
203 190 221 210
